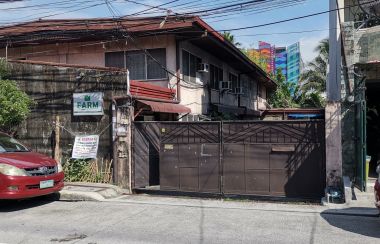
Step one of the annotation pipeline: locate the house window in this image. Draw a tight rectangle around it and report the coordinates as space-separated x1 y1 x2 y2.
209 64 223 90
105 48 167 80
126 51 146 80
229 73 239 91
105 51 124 68
182 50 201 83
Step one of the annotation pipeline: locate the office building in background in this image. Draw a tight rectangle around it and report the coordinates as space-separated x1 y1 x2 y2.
252 41 302 84
287 42 301 84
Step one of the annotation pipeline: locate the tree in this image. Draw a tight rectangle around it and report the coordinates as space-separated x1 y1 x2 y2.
223 31 241 48
0 59 34 133
268 68 298 108
294 38 329 108
299 38 328 97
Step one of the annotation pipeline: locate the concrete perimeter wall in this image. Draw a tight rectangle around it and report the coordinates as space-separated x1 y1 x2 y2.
7 61 129 162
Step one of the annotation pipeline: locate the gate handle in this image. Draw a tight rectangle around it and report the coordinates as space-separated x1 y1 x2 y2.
201 144 212 157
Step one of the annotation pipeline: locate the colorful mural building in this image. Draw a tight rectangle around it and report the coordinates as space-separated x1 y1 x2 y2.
275 47 287 79
252 41 302 84
258 41 276 74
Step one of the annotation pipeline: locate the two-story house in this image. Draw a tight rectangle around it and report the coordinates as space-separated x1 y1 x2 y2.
0 16 276 121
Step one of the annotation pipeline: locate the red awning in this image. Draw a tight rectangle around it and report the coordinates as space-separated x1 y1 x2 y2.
137 100 191 114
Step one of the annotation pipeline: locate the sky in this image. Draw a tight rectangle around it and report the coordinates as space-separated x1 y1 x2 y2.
0 0 330 63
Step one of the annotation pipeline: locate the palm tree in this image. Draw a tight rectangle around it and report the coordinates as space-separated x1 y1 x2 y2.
223 31 241 47
299 38 328 94
297 38 328 107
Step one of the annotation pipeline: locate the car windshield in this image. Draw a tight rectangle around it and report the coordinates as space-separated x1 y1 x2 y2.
0 135 29 153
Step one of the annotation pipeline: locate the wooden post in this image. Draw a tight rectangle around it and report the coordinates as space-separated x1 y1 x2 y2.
54 115 61 163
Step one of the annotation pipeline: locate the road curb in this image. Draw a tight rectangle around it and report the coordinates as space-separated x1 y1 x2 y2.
59 190 105 201
58 182 128 201
321 210 380 218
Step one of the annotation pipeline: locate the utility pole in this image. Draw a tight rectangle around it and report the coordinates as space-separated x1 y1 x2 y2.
325 0 343 189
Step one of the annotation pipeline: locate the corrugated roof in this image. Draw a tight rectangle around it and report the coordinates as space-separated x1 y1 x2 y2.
137 99 191 114
8 59 127 71
0 16 197 37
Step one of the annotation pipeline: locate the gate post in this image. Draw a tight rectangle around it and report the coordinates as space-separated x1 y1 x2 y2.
112 98 133 192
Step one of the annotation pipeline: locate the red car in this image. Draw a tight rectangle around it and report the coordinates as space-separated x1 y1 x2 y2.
0 132 64 199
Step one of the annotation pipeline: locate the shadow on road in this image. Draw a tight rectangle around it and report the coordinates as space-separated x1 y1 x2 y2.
0 193 59 212
321 207 380 238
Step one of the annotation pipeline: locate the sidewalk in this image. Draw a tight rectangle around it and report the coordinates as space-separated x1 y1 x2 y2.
58 182 380 217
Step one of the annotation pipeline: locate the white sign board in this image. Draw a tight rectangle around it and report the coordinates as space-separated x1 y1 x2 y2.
72 135 99 159
73 92 104 116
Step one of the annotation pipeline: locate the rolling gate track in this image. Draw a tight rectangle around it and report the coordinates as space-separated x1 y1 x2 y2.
132 121 326 199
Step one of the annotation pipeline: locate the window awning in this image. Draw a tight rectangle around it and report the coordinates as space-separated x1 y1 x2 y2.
137 100 191 114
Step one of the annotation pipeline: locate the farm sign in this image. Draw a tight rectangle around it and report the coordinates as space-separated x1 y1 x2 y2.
73 92 103 116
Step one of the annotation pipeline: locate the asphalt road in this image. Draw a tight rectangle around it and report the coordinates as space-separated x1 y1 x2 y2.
0 197 380 244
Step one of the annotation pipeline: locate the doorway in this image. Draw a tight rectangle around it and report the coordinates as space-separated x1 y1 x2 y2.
366 82 380 181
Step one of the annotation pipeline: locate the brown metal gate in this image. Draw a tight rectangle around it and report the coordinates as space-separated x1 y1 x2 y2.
159 122 221 193
132 120 325 199
132 122 161 189
222 121 325 198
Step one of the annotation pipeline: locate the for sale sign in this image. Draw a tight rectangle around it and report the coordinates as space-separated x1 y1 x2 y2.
71 135 99 159
73 92 103 116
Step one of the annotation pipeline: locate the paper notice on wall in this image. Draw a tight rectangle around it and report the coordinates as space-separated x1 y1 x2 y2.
72 135 99 159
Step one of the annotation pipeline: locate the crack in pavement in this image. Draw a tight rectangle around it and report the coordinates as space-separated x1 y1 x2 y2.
50 233 88 242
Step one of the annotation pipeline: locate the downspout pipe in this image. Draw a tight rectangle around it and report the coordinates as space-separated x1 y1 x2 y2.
175 38 181 102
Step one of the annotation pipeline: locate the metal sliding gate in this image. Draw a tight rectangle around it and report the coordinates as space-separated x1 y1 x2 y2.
133 120 325 199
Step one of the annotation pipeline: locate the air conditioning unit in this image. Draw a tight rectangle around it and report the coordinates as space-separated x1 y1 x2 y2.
197 63 209 73
219 80 231 90
234 87 245 95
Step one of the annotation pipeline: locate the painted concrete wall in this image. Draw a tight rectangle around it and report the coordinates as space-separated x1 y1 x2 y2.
178 40 265 116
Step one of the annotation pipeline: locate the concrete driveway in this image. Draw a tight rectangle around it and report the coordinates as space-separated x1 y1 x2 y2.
0 196 379 244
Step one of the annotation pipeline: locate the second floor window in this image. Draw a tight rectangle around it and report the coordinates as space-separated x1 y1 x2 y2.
229 73 239 91
210 64 223 90
105 48 167 80
182 50 201 83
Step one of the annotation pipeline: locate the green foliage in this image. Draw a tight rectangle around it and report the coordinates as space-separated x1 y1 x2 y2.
223 31 241 47
269 38 328 109
0 61 34 132
63 158 113 183
269 68 299 108
63 159 93 182
297 38 328 107
0 58 9 79
294 90 326 108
